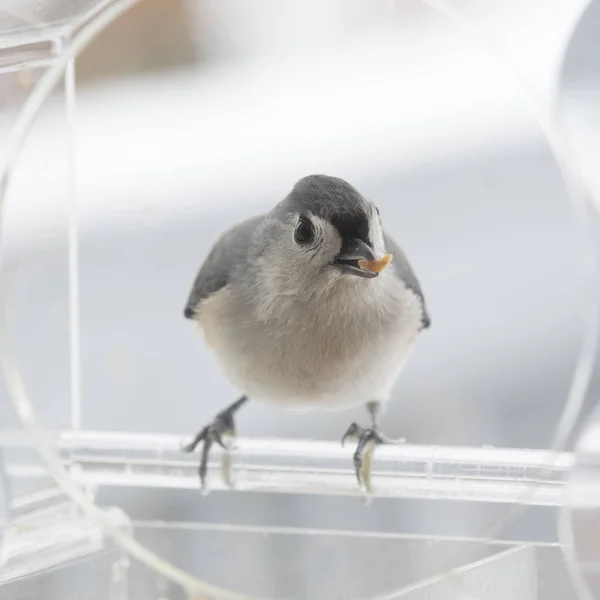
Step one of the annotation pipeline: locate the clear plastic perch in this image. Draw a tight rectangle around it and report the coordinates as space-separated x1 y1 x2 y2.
0 430 572 505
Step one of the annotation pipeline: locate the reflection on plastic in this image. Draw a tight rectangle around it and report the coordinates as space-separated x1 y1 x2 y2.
389 545 537 599
563 402 600 600
0 448 10 564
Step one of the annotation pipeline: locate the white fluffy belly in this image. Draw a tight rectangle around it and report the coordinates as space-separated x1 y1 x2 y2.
216 332 415 410
199 284 422 411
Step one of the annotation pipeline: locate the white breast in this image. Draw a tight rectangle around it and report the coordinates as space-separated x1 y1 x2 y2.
198 272 424 411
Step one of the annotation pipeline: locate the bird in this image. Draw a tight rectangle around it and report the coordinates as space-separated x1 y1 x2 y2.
182 174 430 493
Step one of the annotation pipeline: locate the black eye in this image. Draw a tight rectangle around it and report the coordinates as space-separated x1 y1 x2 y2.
294 217 314 245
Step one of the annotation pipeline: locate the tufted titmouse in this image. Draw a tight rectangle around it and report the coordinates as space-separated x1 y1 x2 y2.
182 174 430 492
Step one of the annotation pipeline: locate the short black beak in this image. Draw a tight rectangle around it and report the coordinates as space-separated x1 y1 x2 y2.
334 238 378 279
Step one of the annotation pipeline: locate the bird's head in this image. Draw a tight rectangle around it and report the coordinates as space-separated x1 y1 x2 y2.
255 174 393 296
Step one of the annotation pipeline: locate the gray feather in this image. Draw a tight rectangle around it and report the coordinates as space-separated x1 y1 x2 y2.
183 215 263 319
383 232 430 329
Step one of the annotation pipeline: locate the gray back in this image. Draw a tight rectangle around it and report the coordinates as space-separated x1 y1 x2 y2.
384 232 430 329
183 215 263 318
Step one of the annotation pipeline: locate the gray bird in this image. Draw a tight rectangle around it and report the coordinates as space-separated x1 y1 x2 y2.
182 174 430 492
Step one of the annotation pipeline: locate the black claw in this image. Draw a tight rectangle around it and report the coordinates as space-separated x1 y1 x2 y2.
341 422 361 447
183 395 248 492
352 448 363 485
182 426 208 454
213 429 227 451
199 436 213 490
341 424 386 491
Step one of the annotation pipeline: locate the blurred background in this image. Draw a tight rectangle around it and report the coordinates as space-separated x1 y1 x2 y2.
1 0 600 598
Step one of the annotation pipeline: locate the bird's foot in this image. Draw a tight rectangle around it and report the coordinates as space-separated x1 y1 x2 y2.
341 423 403 494
182 404 240 493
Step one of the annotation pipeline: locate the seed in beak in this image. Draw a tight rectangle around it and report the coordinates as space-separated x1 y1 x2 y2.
357 254 393 273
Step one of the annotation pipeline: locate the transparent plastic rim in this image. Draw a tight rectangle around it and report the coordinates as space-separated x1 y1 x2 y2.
0 1 596 599
0 3 262 599
379 1 599 598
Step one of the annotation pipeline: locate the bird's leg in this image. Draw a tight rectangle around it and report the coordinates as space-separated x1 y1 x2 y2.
182 395 248 493
341 401 403 494
366 400 381 429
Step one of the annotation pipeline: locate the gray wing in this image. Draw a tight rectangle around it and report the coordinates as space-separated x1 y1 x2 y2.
384 232 430 329
183 215 263 319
